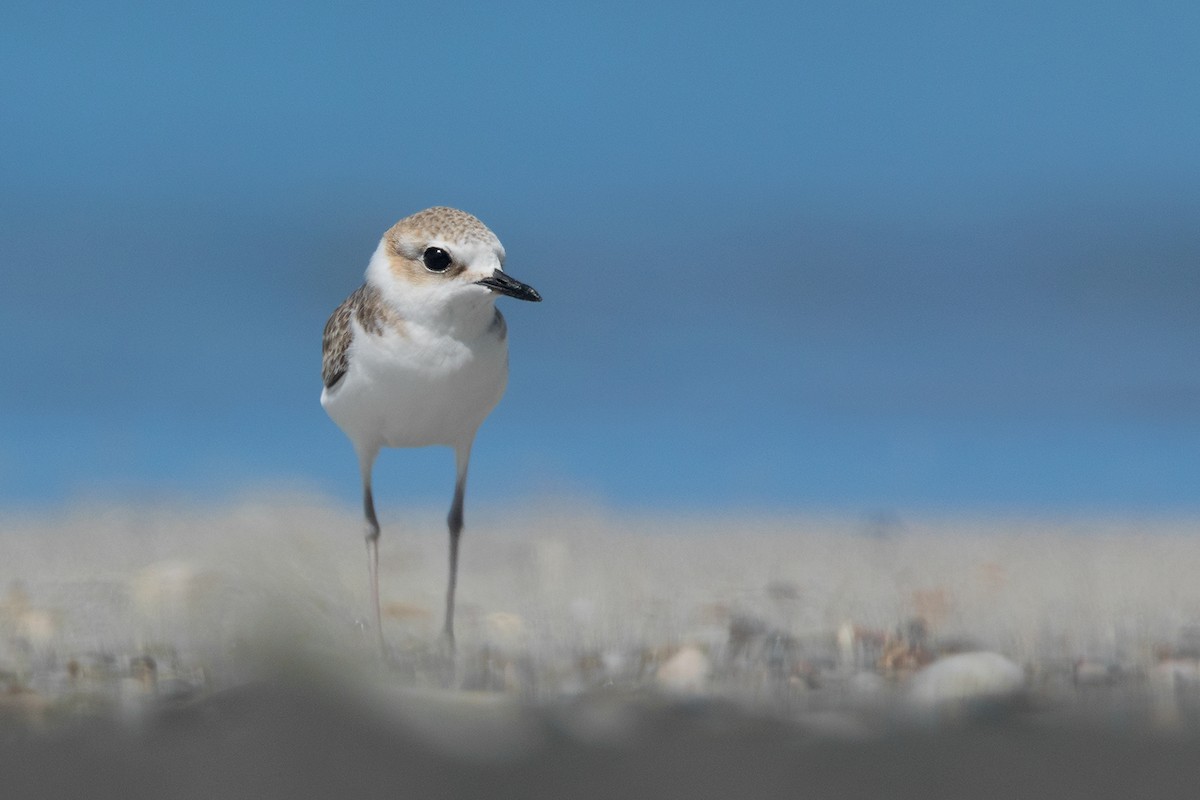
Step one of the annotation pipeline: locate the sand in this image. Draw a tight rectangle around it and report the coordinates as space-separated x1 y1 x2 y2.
2 497 1199 797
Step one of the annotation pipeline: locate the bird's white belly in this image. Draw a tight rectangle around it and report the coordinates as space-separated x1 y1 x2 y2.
322 325 508 451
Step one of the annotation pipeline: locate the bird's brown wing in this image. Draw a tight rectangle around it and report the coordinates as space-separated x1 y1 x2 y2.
321 286 363 389
322 284 402 389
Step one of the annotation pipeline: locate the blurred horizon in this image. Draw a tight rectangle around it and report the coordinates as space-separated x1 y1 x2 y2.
2 2 1198 514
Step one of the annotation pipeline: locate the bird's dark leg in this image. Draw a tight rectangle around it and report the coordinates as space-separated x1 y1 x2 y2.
360 455 384 654
443 445 471 649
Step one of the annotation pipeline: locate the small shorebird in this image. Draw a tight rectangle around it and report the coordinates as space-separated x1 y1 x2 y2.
320 206 541 649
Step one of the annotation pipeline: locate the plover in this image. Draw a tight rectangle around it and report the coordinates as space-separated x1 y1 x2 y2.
321 206 541 649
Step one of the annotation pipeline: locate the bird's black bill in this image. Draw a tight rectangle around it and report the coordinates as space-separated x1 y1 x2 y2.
476 269 542 302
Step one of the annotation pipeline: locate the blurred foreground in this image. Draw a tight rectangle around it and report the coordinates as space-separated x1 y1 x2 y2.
2 498 1200 798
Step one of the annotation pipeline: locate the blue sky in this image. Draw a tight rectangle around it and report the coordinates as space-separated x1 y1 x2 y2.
2 2 1198 512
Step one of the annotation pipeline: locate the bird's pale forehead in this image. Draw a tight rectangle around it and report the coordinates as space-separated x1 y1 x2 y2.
389 206 499 247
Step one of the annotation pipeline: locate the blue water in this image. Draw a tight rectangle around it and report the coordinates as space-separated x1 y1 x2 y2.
3 2 1198 512
2 195 1197 513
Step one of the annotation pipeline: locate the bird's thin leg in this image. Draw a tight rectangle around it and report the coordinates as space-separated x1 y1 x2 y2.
360 454 384 654
443 444 472 649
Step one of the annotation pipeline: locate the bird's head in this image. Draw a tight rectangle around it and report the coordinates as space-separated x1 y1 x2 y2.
367 207 541 319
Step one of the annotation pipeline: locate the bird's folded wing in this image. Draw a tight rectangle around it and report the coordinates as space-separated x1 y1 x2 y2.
321 288 361 389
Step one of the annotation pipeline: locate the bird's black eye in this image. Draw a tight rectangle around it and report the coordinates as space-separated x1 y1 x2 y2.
422 247 452 272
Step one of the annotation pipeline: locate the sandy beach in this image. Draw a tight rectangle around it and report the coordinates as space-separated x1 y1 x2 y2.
2 498 1200 797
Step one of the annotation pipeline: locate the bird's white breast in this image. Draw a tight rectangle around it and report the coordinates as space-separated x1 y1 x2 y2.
321 313 509 452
